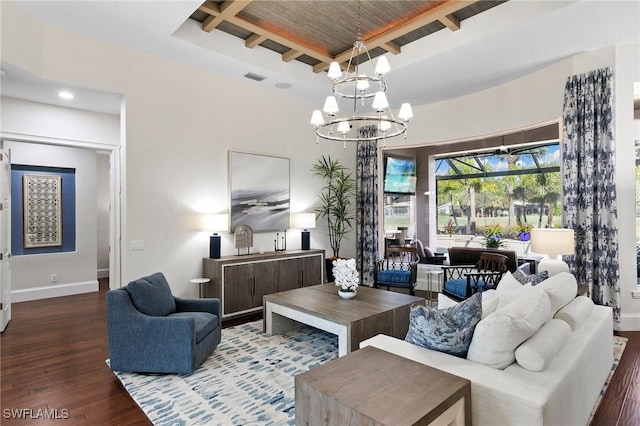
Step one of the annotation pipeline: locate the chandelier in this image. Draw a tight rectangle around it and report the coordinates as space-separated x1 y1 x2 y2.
310 3 413 147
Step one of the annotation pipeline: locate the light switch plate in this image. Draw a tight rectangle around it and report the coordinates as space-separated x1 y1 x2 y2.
130 240 145 250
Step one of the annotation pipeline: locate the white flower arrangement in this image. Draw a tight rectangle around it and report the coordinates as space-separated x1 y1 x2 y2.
333 258 359 292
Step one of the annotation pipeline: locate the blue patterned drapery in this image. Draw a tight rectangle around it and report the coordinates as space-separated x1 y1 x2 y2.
356 127 379 286
561 66 620 328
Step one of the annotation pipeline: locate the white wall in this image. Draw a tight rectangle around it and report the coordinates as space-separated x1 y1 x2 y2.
5 141 98 301
0 2 356 299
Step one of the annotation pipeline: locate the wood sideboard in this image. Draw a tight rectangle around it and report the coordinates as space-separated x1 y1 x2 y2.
202 249 325 319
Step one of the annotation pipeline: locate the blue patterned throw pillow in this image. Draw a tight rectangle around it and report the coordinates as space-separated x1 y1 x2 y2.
512 269 548 286
405 293 482 358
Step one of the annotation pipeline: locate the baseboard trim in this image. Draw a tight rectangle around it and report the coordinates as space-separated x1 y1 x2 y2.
12 281 99 303
97 268 109 279
619 312 640 331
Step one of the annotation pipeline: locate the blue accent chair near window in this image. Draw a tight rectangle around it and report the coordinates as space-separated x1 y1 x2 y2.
374 246 420 295
441 252 508 301
106 272 221 374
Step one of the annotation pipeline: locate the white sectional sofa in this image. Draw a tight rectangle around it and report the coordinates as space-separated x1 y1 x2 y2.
360 271 614 426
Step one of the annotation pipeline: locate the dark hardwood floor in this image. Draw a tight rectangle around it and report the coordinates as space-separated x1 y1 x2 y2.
0 283 638 425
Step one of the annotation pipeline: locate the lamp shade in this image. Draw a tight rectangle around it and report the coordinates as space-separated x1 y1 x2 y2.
310 110 325 126
327 61 342 79
323 96 339 114
372 91 389 111
375 56 390 75
398 103 414 121
292 213 316 230
202 214 228 232
530 228 575 258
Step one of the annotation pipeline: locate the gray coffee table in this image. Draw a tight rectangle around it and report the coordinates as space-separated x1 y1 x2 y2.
263 283 424 356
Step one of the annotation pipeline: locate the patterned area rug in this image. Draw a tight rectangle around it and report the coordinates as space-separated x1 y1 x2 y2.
111 321 338 425
111 323 626 426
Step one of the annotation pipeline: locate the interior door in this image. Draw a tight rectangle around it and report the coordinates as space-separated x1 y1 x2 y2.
0 144 12 332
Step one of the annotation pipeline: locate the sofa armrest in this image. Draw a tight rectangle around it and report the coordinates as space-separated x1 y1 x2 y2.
175 297 221 317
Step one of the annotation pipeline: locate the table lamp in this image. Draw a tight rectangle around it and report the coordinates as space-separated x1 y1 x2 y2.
530 228 575 274
293 213 316 250
203 214 228 259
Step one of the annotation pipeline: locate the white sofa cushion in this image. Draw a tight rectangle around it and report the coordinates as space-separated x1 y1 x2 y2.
536 272 577 315
554 296 594 330
515 319 571 371
467 286 551 369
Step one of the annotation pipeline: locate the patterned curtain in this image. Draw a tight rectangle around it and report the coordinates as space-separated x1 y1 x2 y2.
561 66 620 328
356 126 379 286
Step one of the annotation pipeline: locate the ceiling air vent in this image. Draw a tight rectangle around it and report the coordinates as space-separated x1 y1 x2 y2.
244 72 265 82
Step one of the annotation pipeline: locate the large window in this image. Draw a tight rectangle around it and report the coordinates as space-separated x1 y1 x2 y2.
434 142 561 250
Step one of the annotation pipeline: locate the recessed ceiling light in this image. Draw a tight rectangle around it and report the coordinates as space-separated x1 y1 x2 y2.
275 82 292 89
58 90 74 100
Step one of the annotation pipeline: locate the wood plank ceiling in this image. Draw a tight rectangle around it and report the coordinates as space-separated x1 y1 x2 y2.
189 0 507 73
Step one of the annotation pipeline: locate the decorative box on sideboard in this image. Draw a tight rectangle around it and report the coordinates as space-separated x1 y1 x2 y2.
203 249 325 320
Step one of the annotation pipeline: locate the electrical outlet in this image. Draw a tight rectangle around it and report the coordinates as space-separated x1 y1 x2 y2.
51 274 58 282
129 240 145 251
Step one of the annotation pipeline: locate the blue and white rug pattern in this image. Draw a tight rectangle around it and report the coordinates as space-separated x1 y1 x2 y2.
111 321 338 425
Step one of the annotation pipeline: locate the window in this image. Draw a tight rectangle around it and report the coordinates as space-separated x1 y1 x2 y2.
382 156 416 244
434 142 561 250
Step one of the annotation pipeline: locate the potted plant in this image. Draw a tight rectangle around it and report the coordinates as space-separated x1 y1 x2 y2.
312 156 355 280
443 218 456 246
333 258 359 299
484 223 507 248
515 223 533 241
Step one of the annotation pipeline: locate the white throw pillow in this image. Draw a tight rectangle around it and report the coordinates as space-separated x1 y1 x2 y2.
536 272 577 315
554 296 594 330
437 293 459 310
481 290 499 318
496 272 528 310
515 319 571 371
467 286 551 369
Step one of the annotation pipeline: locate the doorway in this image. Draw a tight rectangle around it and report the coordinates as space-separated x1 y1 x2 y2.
0 138 121 308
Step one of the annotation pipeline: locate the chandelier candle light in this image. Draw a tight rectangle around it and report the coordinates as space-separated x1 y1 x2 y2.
310 2 413 148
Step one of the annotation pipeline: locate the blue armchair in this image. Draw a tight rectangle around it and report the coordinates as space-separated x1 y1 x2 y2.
106 272 221 374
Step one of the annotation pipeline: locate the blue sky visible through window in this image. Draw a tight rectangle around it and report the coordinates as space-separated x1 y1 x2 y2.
435 143 560 177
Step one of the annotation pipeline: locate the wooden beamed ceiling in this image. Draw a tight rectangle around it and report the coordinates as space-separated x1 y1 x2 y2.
192 0 506 73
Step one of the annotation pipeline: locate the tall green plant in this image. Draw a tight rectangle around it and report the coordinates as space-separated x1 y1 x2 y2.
312 156 355 258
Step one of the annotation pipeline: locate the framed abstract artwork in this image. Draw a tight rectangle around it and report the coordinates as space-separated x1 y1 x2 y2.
23 174 62 248
229 151 290 232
